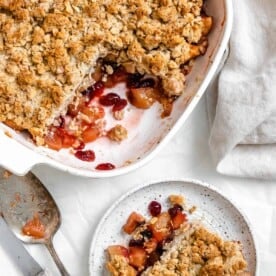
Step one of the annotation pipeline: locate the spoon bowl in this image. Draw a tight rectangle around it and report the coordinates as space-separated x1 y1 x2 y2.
0 169 69 276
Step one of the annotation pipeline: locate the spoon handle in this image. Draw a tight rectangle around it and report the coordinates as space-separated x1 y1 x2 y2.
46 240 70 276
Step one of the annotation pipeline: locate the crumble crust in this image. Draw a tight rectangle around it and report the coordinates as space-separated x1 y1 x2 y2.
0 0 212 143
107 255 137 276
142 223 248 276
107 124 128 142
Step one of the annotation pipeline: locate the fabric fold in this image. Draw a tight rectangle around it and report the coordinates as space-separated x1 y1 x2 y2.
207 0 276 179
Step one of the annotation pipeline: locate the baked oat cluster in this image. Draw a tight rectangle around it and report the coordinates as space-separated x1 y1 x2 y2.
143 224 248 276
0 0 212 143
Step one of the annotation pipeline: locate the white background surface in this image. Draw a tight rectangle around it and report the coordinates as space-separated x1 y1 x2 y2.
0 95 275 276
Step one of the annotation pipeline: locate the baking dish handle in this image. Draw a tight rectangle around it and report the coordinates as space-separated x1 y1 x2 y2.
0 130 41 176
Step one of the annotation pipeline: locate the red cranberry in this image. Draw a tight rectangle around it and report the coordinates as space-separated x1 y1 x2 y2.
127 73 143 88
95 163 115 170
111 66 128 83
137 78 155 88
72 140 85 150
82 81 104 99
99 93 120 106
168 204 183 218
112 99 127 112
74 150 95 162
92 81 105 97
148 201 162 216
129 239 144 247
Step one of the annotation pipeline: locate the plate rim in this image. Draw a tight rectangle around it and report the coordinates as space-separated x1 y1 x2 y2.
88 177 259 275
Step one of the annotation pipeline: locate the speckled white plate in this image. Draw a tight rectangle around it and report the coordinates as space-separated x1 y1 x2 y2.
89 179 258 275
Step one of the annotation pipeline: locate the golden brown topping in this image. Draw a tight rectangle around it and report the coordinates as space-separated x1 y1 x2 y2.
113 110 125 121
143 225 248 276
107 125 128 142
0 0 211 143
107 255 137 276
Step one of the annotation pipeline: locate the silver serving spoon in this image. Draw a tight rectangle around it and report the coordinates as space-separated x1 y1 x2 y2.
0 169 69 276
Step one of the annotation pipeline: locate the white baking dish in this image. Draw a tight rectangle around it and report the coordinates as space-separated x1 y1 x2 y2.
0 0 233 178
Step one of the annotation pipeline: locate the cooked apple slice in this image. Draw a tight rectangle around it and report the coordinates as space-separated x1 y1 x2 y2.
149 212 172 242
144 238 158 254
81 126 100 143
123 212 145 234
129 246 147 270
171 210 187 230
128 87 158 109
107 245 129 259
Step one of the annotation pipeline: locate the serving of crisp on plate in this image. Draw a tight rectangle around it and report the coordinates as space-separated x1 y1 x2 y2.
89 179 257 275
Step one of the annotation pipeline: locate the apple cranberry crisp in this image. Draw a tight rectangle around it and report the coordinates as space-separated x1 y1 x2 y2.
106 196 250 276
0 0 212 145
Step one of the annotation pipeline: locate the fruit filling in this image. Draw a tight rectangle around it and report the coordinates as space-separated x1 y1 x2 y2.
106 196 188 274
44 60 180 165
22 213 46 239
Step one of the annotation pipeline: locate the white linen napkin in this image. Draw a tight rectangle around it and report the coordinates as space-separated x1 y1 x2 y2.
207 0 276 179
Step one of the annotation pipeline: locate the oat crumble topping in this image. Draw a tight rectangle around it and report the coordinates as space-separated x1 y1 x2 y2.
143 223 248 276
107 124 128 142
0 0 212 143
113 110 125 121
107 255 137 276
